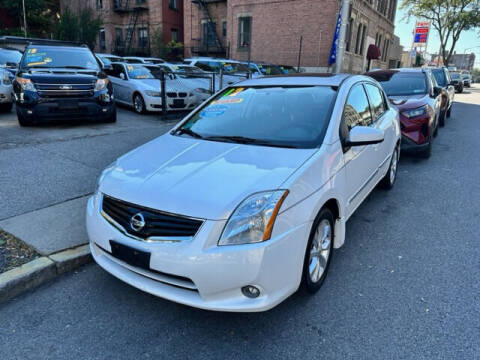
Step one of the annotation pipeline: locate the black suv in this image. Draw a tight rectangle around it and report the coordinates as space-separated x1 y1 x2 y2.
13 43 116 126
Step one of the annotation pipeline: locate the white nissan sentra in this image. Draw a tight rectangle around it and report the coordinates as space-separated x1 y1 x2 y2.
87 74 401 312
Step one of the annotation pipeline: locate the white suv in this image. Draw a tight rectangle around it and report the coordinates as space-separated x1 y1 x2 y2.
87 74 401 312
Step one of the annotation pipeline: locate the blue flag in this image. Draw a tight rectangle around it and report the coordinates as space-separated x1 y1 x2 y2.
329 6 342 65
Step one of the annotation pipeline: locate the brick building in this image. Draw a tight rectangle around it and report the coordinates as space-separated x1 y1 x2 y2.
184 0 399 73
59 0 184 56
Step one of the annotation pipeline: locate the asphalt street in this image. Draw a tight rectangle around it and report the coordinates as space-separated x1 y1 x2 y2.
1 89 479 359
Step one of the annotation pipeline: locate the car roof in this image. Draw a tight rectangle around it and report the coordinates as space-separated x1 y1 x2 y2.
236 73 352 87
185 57 242 63
25 45 90 51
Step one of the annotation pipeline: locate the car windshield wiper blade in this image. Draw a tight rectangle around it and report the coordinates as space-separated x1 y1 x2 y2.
175 128 203 139
204 135 298 148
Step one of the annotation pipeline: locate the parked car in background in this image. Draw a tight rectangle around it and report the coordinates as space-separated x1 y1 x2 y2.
462 73 472 88
450 72 464 93
0 48 22 75
123 56 164 64
278 65 299 74
13 44 116 126
183 58 249 86
87 74 400 312
150 63 213 101
96 53 123 67
144 63 211 103
0 67 14 112
107 63 200 113
431 67 454 122
367 68 442 158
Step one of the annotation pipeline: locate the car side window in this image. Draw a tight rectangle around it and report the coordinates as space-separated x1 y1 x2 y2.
195 61 213 72
340 84 373 144
365 84 387 122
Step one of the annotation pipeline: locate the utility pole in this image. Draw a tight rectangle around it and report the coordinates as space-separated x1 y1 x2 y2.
22 0 27 37
334 0 351 74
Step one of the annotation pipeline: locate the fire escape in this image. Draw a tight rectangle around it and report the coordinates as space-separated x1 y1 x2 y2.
191 0 226 57
113 0 150 56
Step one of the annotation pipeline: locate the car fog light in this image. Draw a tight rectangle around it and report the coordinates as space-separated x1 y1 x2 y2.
241 285 260 298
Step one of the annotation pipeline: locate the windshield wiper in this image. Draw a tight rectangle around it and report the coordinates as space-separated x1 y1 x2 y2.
204 135 298 148
175 128 203 139
53 66 90 70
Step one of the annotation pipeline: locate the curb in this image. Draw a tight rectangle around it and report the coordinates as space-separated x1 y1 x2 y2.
0 244 92 304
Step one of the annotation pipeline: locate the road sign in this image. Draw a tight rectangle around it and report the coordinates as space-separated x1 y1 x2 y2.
413 21 430 47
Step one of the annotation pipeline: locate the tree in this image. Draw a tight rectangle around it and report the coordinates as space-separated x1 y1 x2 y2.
401 0 480 66
0 0 59 37
55 7 102 49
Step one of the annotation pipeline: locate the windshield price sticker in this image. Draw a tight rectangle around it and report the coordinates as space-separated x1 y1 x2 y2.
201 105 228 117
212 98 243 105
229 88 244 97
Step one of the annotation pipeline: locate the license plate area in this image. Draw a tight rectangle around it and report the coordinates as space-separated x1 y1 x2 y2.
109 240 151 270
173 99 184 107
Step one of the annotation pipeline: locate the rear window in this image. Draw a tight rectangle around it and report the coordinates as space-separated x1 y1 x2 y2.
370 72 427 96
176 86 337 148
21 47 99 70
451 73 461 80
0 49 22 66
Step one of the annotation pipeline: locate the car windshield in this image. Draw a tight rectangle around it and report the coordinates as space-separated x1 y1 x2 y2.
451 73 461 80
175 86 337 148
432 69 447 87
144 65 175 79
462 74 469 79
146 59 164 64
21 47 100 70
0 49 22 66
372 72 427 96
126 64 155 79
172 65 207 76
258 64 283 75
125 58 143 63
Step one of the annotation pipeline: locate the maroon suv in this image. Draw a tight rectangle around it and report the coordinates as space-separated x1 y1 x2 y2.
366 69 442 158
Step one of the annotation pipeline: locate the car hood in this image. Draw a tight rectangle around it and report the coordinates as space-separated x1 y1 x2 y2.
100 134 317 220
19 68 100 83
388 94 429 111
135 78 192 92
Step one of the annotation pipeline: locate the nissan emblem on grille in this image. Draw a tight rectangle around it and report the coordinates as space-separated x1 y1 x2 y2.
130 213 145 232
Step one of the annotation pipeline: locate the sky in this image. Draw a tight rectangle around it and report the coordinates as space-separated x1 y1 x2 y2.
394 5 480 67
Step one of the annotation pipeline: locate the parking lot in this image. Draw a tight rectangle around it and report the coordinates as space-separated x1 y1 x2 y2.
0 86 479 359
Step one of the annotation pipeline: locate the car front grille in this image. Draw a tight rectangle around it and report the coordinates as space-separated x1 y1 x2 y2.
35 82 95 97
178 92 187 98
166 92 177 98
101 195 203 240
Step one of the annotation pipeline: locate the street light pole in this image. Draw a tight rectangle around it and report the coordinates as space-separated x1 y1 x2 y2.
334 0 351 74
22 0 27 37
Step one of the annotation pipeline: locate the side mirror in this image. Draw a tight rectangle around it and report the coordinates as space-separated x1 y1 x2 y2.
102 63 113 71
345 126 384 147
6 62 17 68
120 73 126 80
433 86 442 97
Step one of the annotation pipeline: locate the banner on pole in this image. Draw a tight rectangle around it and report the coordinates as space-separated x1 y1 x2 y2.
329 6 342 65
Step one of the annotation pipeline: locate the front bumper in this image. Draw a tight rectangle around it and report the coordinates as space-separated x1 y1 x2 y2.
144 94 200 112
86 195 310 312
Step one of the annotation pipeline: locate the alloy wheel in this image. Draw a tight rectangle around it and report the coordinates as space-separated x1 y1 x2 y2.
134 95 144 113
389 148 398 185
308 219 332 283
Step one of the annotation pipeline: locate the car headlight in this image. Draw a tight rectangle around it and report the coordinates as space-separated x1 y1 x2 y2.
2 72 12 85
94 78 109 91
402 105 429 118
218 190 289 246
16 77 36 91
194 88 211 94
145 90 161 97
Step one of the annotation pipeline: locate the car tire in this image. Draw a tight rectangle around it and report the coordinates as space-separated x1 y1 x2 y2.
301 208 334 294
105 107 117 123
439 110 446 127
421 140 432 159
433 117 439 137
133 93 146 114
380 146 399 190
17 108 34 127
0 102 13 113
447 106 452 118
458 86 463 94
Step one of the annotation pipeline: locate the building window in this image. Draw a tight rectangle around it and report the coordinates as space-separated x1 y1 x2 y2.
168 0 178 10
345 17 354 52
238 17 251 48
138 27 148 47
202 21 217 47
222 20 227 37
171 28 179 42
99 28 106 50
382 39 390 62
359 24 367 55
96 0 103 10
115 28 123 47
